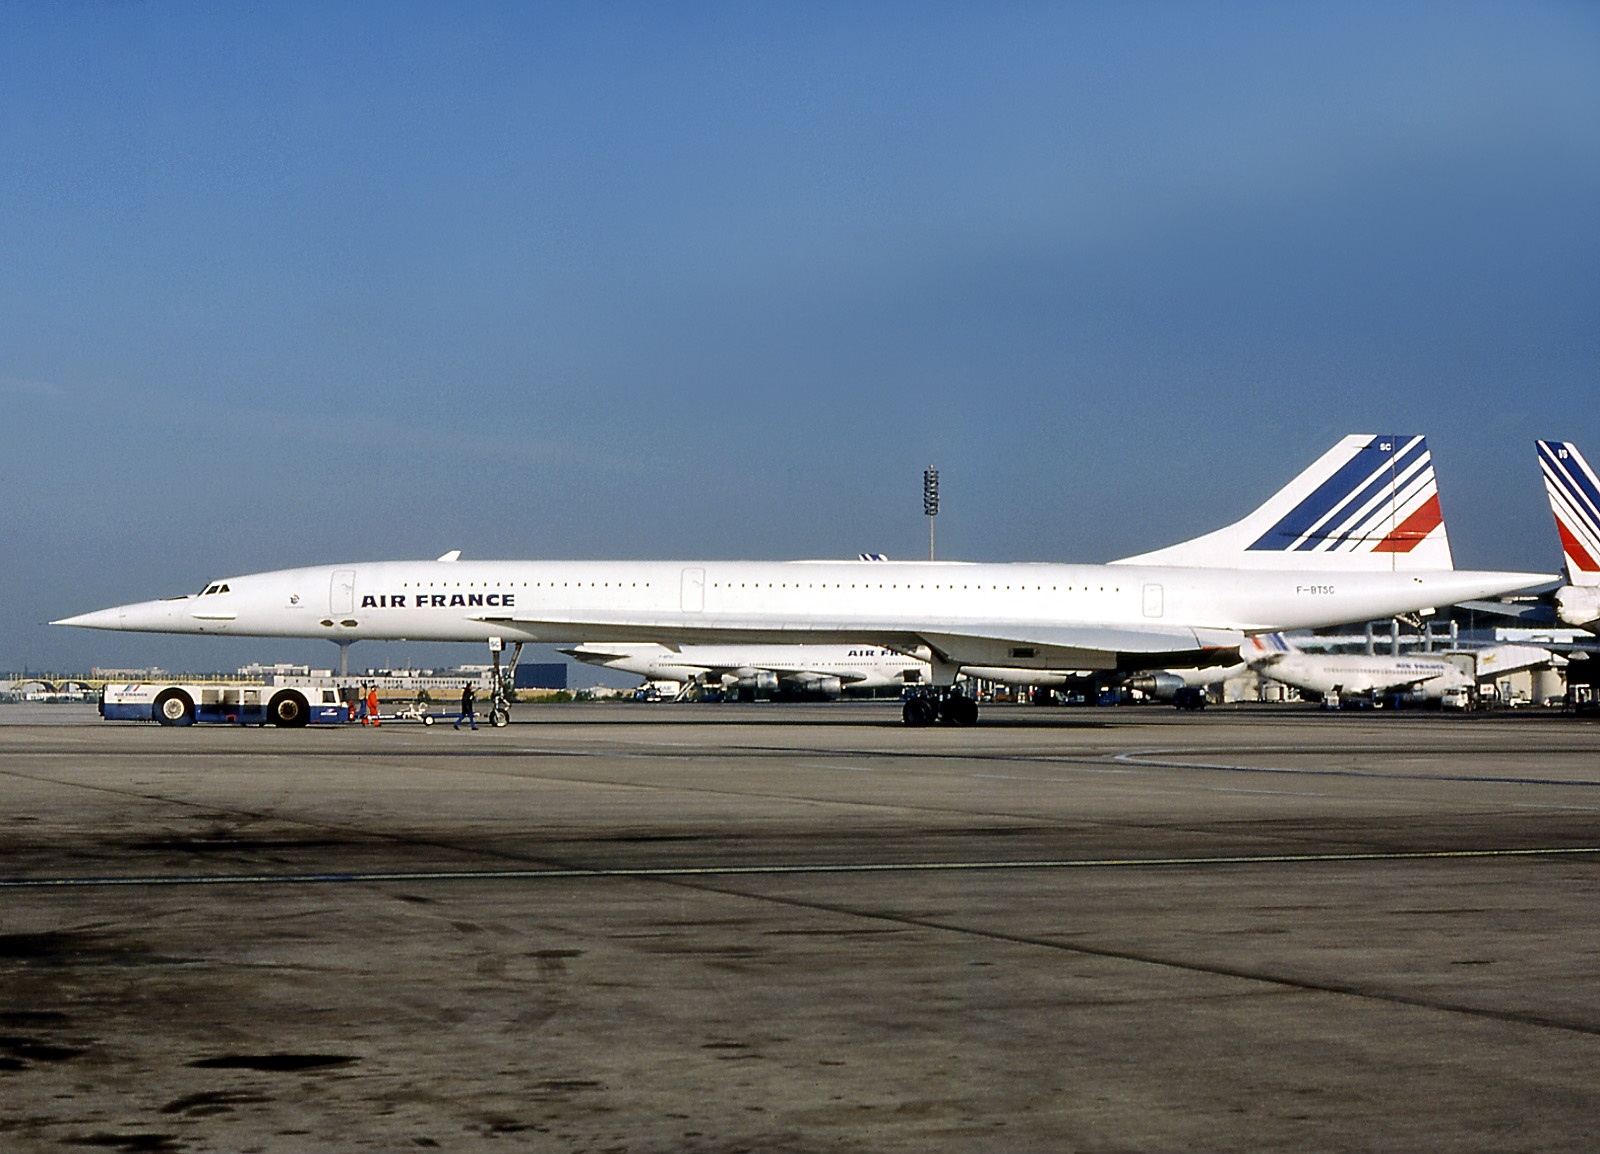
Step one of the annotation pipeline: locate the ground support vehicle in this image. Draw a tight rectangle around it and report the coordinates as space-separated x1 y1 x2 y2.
389 699 438 725
100 682 351 727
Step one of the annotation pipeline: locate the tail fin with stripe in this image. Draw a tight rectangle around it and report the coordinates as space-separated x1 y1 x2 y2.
1239 632 1295 661
1537 440 1600 586
1113 435 1453 570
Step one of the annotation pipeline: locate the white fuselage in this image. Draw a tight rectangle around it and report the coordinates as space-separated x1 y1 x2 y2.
57 558 1548 675
1248 651 1470 700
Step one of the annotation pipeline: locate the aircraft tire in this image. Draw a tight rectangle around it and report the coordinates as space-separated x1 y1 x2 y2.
489 706 510 728
268 690 310 728
946 696 979 726
153 689 195 727
902 697 937 726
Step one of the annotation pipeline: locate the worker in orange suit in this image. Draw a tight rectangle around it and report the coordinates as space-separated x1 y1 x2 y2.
365 685 381 727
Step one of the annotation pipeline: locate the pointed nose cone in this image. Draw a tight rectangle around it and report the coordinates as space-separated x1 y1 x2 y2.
52 606 128 630
53 597 195 633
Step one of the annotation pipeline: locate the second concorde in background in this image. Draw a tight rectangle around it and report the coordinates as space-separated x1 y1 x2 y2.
55 435 1552 725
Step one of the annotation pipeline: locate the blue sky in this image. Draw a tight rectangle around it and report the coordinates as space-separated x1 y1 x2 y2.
3 2 1597 676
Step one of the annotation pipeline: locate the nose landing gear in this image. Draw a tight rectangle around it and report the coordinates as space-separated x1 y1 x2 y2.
486 637 523 728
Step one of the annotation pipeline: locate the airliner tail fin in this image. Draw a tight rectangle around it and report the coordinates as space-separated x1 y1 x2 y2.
1537 440 1600 586
1240 632 1295 662
1113 435 1453 571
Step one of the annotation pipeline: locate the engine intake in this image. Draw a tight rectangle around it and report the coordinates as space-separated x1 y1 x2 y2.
1124 672 1186 701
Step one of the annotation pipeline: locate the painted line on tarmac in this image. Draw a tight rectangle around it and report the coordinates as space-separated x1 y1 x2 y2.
1113 750 1600 788
1209 786 1330 797
5 845 1599 890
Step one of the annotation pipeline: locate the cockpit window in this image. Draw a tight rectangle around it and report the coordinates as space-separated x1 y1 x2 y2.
201 584 219 595
217 584 230 593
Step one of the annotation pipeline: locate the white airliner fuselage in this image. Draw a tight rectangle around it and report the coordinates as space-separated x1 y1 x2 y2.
1242 636 1555 704
58 558 1544 676
1245 645 1471 702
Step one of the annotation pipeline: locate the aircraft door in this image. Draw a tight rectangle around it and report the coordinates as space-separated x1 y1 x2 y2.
330 570 357 615
1142 583 1164 618
681 567 705 613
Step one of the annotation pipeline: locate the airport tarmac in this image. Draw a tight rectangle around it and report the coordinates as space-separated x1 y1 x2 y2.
3 701 1600 1152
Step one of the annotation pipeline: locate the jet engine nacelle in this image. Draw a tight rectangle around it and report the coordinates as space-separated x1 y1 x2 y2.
1556 585 1600 632
809 676 844 699
733 670 781 695
1125 672 1186 702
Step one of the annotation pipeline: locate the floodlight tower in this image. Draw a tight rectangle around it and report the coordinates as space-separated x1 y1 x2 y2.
923 466 939 561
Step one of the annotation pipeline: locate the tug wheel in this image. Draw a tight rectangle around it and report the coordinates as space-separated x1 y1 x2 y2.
268 690 310 728
153 689 195 727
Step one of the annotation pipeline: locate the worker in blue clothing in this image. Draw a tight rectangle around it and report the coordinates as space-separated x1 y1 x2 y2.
454 681 478 730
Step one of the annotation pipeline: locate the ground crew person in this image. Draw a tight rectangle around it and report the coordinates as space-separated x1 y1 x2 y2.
455 681 478 730
364 684 381 727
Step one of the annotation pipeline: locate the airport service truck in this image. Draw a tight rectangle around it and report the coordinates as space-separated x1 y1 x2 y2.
100 682 351 727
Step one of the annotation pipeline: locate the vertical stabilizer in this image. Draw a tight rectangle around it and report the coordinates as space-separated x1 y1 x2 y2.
1113 435 1453 570
1239 632 1294 661
1537 441 1600 586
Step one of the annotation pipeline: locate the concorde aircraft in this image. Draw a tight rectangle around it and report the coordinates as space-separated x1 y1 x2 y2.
54 435 1551 725
1537 440 1600 634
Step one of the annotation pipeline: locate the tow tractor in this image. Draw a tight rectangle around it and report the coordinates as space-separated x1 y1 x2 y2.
101 638 527 728
101 682 350 727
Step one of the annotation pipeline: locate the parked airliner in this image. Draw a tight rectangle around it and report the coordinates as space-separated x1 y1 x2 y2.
1242 633 1552 707
563 643 925 700
565 642 1140 702
55 435 1551 725
1242 632 1469 706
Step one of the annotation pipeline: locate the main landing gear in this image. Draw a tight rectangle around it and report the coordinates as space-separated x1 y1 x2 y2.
486 636 523 728
901 689 978 727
